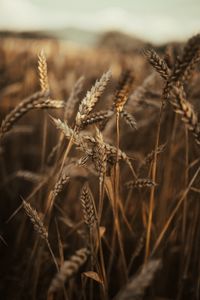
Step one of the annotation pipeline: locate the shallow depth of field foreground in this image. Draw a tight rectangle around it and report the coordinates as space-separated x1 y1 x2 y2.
0 33 200 300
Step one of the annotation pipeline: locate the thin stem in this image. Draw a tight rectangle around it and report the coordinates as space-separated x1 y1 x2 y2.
182 127 189 242
151 166 200 255
47 240 59 272
145 101 164 262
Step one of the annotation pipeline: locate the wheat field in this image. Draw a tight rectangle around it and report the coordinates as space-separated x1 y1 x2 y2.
0 33 200 300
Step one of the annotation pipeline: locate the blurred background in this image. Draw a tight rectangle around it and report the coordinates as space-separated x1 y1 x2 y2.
1 0 200 44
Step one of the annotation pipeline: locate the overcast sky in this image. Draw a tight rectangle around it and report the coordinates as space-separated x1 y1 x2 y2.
0 0 200 44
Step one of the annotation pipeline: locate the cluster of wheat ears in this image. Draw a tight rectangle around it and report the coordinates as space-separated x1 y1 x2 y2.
0 34 200 300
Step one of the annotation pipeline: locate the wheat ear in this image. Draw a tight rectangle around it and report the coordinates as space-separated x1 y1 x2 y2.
80 183 97 228
48 247 90 294
170 86 200 145
143 48 170 80
114 259 161 300
114 69 134 112
38 50 49 92
120 110 137 129
92 127 107 185
76 70 111 127
126 179 157 189
22 200 48 241
80 110 113 129
0 90 49 139
22 200 59 271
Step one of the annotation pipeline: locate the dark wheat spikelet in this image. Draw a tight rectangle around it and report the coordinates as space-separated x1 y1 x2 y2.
143 48 170 80
170 86 200 145
179 50 200 83
80 110 113 129
126 179 157 189
0 90 49 139
22 200 48 241
48 247 90 294
80 183 97 227
114 69 134 112
173 34 200 81
51 172 70 199
121 110 137 129
114 259 161 300
38 50 49 92
164 34 200 98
